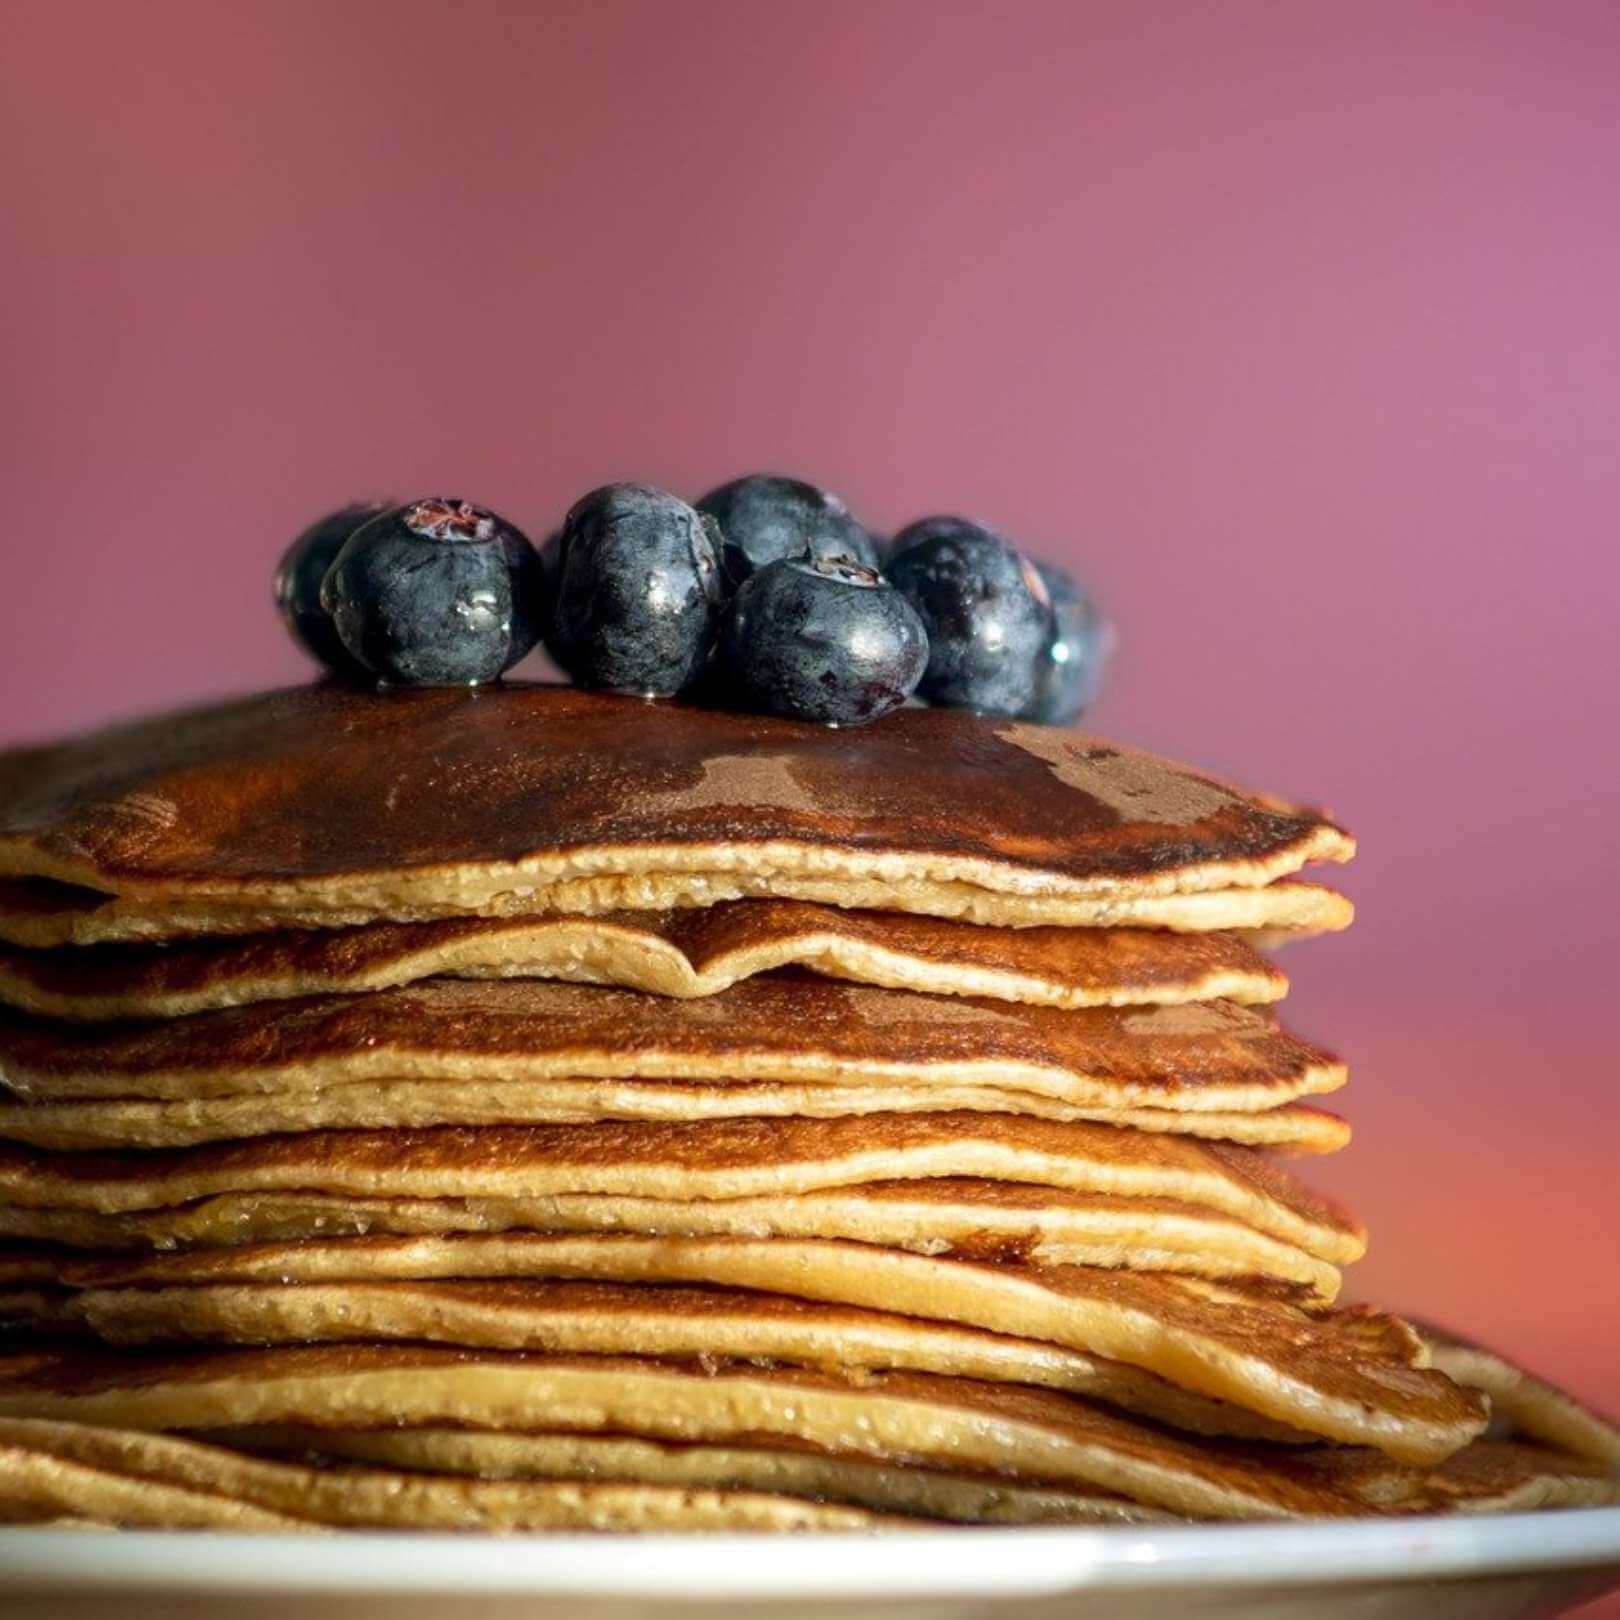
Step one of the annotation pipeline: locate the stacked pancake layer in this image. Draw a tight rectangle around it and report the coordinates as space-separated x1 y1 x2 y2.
0 685 1612 1532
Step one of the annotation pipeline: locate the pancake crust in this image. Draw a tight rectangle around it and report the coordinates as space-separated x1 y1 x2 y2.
0 1080 1352 1153
0 1347 1408 1519
0 1416 883 1531
0 904 1288 1020
6 1236 1476 1457
0 1114 1365 1262
0 687 1353 917
0 976 1344 1114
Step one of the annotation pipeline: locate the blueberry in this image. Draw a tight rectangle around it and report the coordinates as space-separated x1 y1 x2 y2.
885 516 1051 716
1024 561 1110 725
719 554 927 727
546 483 724 696
274 502 387 679
321 498 544 687
698 474 880 583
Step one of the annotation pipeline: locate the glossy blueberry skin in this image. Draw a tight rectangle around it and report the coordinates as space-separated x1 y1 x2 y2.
885 516 1051 716
274 502 386 679
720 554 928 727
546 483 724 696
1024 561 1109 725
321 499 544 687
698 474 880 583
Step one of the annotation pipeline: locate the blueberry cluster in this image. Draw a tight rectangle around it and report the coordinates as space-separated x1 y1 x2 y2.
276 476 1108 727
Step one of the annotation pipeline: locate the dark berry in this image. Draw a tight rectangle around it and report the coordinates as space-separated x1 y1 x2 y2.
698 474 880 583
546 483 723 696
1024 561 1110 725
274 502 387 678
885 516 1051 716
321 498 544 687
719 554 927 727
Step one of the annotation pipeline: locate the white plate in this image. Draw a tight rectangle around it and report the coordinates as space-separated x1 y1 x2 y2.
3 1512 1620 1620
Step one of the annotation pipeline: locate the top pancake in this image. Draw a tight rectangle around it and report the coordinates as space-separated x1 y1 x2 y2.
0 686 1353 925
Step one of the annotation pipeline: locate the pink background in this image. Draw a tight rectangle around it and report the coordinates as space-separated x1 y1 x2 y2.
2 0 1617 1543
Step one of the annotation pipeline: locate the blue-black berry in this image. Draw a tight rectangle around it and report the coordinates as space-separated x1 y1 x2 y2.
885 516 1051 716
698 474 880 583
719 553 927 727
274 501 386 679
1025 561 1109 725
546 482 723 696
321 498 544 687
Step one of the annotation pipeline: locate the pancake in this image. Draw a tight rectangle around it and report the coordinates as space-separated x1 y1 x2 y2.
0 977 1345 1116
124 1275 1309 1446
8 1236 1477 1457
16 1172 1343 1296
0 1080 1352 1153
0 1274 1323 1394
0 1114 1366 1262
1422 1326 1620 1470
209 1425 1173 1526
0 1416 884 1531
220 1426 1620 1520
7 1414 1608 1531
0 1112 1353 1259
0 903 1288 1021
1283 1438 1620 1516
0 1174 1339 1290
0 1245 66 1286
0 1421 307 1530
1414 1442 1620 1513
0 874 1356 948
0 1346 1408 1518
0 686 1353 923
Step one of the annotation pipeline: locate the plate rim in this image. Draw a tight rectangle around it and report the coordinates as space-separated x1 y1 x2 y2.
4 1509 1620 1600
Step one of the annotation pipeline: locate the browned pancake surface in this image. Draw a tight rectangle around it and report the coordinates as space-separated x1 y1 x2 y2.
0 686 1352 903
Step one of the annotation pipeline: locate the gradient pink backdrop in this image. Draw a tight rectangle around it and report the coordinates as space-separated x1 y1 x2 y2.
2 0 1617 1541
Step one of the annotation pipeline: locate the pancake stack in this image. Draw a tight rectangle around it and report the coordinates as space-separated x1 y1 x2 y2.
0 684 1613 1532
